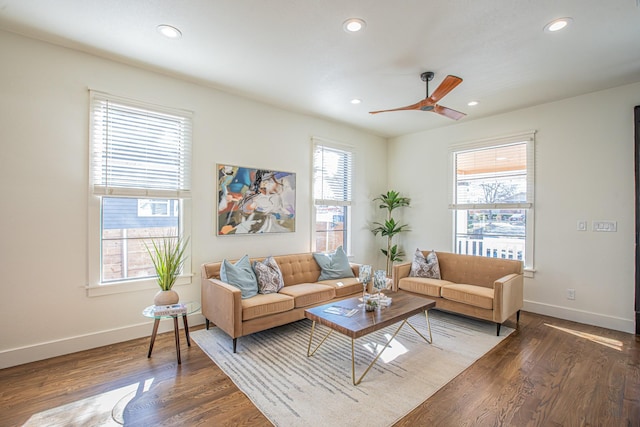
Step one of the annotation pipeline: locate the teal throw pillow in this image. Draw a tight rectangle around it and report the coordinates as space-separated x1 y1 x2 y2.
220 255 259 299
313 246 355 281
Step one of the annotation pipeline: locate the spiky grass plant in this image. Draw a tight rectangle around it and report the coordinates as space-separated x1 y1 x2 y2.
145 236 190 291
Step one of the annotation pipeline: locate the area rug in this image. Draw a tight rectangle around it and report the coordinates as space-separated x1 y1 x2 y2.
191 310 513 427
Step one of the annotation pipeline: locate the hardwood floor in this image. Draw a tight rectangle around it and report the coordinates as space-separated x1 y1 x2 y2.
1 311 638 426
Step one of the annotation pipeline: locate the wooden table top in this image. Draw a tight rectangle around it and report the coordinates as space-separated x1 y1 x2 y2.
304 291 436 339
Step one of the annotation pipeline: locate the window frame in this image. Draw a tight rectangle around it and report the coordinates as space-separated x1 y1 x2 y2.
311 138 354 255
87 91 193 296
449 131 536 276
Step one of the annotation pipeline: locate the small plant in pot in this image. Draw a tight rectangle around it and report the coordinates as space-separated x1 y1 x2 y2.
146 236 190 306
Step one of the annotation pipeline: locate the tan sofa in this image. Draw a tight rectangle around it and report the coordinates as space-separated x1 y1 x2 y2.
201 253 362 352
393 251 523 335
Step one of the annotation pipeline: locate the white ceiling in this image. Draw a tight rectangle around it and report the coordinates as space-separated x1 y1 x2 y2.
1 0 640 138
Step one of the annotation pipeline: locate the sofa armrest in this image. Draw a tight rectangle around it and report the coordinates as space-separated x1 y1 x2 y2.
492 273 524 323
201 277 243 339
392 262 412 292
350 263 361 278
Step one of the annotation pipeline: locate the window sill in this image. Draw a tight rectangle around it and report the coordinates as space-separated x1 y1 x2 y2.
86 274 193 297
524 268 535 278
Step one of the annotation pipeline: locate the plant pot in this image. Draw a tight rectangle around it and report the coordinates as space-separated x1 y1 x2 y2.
154 289 179 306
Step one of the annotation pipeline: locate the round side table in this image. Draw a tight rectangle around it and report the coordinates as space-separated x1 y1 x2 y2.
142 301 201 364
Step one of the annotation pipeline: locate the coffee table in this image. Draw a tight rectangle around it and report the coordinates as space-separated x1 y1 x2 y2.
304 291 436 385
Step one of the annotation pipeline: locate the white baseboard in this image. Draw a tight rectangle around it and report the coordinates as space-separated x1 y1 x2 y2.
0 314 205 369
523 300 635 334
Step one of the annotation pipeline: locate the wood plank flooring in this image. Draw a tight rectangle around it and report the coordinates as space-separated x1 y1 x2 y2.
0 311 638 426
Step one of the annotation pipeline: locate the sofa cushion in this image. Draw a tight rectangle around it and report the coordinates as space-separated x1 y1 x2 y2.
409 249 441 279
278 283 335 308
317 277 362 298
398 277 452 298
441 284 494 310
241 293 295 321
253 256 284 294
220 255 258 299
313 246 355 281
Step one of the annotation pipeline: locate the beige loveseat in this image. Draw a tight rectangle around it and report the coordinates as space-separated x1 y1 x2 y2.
393 251 523 335
201 253 362 352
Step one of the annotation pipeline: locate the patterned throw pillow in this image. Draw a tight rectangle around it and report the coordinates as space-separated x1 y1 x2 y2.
313 246 356 281
409 249 441 279
253 256 285 294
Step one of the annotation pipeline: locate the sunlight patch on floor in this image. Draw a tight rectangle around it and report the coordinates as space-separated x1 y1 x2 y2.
23 378 155 426
362 334 408 363
544 323 623 351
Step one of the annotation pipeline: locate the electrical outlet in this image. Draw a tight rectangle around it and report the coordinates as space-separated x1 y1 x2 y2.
567 289 575 300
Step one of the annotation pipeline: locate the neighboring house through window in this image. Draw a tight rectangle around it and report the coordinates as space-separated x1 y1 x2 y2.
88 91 192 294
312 138 353 254
450 131 535 274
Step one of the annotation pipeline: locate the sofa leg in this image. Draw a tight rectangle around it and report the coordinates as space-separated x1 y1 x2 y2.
496 323 501 336
233 338 237 353
517 310 521 324
205 319 210 330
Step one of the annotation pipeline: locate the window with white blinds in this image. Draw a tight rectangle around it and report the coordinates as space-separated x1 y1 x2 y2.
312 139 353 253
90 91 192 197
450 131 535 273
88 91 193 291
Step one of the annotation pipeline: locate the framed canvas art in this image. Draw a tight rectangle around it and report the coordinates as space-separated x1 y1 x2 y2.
217 164 296 235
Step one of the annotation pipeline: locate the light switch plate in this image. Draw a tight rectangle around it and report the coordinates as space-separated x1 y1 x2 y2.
592 221 617 232
577 220 587 231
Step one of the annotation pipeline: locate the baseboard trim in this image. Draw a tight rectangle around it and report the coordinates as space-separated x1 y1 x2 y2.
523 300 635 334
0 314 205 369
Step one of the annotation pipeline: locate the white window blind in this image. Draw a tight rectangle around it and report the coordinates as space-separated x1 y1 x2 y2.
313 142 353 206
90 91 192 198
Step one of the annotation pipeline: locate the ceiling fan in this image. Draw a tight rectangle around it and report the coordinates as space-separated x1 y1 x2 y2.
369 72 466 120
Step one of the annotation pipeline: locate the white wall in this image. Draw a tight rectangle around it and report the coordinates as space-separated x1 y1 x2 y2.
0 31 388 368
388 82 640 334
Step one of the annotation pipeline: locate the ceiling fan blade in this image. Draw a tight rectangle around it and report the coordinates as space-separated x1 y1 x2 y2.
427 75 463 104
369 100 423 114
433 104 466 120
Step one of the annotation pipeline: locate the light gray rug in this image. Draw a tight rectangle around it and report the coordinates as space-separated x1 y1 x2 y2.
192 310 513 427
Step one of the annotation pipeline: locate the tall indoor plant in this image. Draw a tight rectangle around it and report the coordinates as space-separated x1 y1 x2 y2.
146 236 190 306
371 190 411 275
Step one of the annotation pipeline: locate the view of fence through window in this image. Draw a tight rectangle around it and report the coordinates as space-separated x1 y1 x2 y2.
101 197 179 282
315 205 347 253
456 209 526 260
453 142 529 261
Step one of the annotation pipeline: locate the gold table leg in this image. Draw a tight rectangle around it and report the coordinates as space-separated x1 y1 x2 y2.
406 309 433 344
307 321 334 357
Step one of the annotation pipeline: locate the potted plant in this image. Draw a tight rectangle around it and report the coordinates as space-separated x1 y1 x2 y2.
371 190 410 275
146 236 190 306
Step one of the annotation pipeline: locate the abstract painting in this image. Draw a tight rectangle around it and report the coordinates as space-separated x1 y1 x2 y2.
217 164 296 235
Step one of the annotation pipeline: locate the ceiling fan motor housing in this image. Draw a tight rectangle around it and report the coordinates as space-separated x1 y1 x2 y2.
421 71 435 82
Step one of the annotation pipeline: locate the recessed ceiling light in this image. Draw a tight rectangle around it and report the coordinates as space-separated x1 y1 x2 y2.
467 101 479 107
544 17 573 33
157 24 182 39
343 18 366 33
350 98 362 104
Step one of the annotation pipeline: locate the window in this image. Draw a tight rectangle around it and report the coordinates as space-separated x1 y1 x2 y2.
88 91 192 292
450 131 535 273
312 139 353 254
